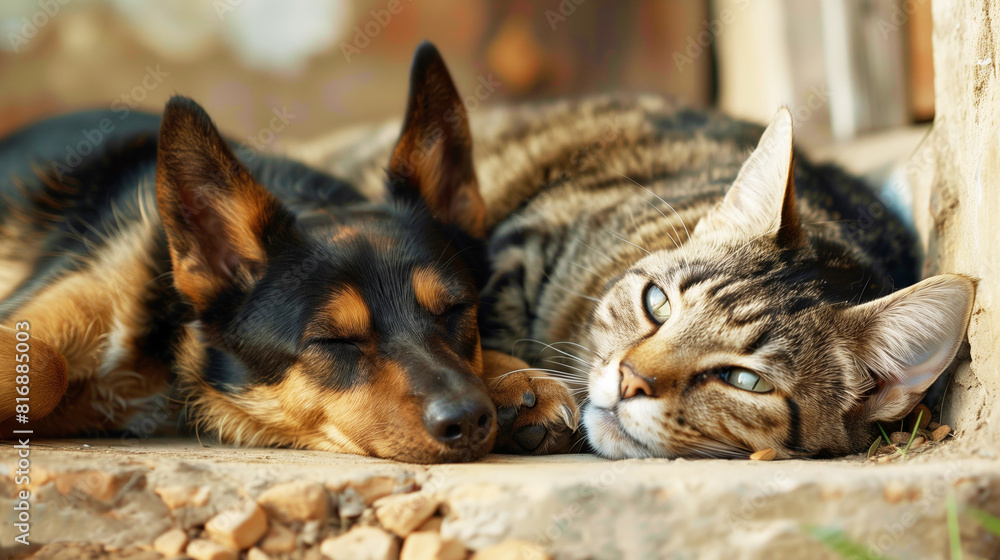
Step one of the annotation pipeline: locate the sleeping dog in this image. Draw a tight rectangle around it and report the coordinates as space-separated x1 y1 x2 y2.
0 43 576 463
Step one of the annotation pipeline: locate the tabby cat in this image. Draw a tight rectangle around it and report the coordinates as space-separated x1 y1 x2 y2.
307 75 974 461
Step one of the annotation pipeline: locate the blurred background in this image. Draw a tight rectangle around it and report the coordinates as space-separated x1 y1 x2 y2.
0 0 933 156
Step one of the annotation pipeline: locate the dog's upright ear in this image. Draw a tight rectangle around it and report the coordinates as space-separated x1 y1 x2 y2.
155 96 294 313
389 41 486 238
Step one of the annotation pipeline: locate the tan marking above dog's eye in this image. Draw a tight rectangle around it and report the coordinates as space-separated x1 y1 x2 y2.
412 266 451 316
307 286 371 342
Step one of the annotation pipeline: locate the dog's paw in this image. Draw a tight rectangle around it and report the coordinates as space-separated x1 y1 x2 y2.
482 351 580 455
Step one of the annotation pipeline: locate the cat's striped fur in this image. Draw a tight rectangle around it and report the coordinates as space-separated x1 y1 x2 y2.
304 93 974 460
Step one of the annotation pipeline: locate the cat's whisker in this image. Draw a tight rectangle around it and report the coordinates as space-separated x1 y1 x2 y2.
544 357 592 376
527 375 587 386
542 346 596 367
602 226 651 255
496 367 584 379
569 259 602 278
605 164 691 247
548 340 603 360
515 338 600 368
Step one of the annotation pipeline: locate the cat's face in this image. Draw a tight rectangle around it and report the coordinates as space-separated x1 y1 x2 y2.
581 109 975 460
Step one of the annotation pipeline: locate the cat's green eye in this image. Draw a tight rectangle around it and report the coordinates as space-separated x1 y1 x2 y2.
643 284 671 323
721 368 774 393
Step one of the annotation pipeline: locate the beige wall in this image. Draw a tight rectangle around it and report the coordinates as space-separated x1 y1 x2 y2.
915 1 1000 456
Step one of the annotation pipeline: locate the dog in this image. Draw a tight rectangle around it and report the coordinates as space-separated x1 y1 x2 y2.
0 43 577 463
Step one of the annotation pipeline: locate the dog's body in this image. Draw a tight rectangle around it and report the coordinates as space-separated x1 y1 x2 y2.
0 44 577 462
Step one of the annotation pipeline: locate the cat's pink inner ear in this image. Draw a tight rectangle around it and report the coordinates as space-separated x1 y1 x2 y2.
849 274 976 423
693 108 803 246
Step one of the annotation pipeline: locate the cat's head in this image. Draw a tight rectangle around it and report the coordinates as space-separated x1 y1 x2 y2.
581 109 976 459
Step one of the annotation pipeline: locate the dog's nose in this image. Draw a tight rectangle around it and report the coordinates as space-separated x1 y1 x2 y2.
423 392 495 447
620 362 654 399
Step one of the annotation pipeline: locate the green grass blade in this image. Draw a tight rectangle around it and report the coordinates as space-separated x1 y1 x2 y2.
806 525 892 560
901 410 923 456
867 437 881 459
966 507 1000 538
878 423 892 445
947 492 963 560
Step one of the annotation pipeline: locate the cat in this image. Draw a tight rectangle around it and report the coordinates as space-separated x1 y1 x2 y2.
306 92 974 460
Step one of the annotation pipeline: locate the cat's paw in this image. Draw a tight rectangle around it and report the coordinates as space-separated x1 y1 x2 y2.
482 350 580 455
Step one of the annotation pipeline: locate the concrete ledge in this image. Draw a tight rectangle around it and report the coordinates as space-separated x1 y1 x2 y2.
2 440 999 559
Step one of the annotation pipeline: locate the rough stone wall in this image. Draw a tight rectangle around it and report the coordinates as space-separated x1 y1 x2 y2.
919 1 1000 455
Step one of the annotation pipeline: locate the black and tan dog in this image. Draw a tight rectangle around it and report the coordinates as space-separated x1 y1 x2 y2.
0 43 576 463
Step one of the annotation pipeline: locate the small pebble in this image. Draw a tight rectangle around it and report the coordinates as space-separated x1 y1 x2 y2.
890 432 909 445
247 547 272 560
750 449 776 461
907 404 931 431
416 516 443 533
400 531 466 560
187 539 237 560
257 482 329 524
320 526 399 560
931 425 952 442
205 502 268 551
909 436 926 448
374 492 440 537
259 524 297 554
471 540 551 560
153 528 188 557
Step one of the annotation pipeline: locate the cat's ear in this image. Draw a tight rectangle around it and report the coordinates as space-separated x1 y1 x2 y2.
845 274 976 423
388 41 486 238
694 108 804 247
155 96 294 313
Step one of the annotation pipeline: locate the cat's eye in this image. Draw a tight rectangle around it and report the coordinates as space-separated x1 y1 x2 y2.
720 368 774 393
643 284 671 323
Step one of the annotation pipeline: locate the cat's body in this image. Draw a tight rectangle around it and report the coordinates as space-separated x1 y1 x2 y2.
305 94 973 460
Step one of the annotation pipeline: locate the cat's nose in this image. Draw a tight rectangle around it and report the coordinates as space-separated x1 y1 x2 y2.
620 362 654 399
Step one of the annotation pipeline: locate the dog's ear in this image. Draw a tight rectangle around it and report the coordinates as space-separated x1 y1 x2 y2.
389 41 486 238
155 96 294 312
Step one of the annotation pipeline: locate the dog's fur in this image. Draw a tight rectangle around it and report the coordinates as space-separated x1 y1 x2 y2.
0 43 577 463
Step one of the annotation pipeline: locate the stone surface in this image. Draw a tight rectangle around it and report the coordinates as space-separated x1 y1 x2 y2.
374 492 440 537
3 439 1000 559
152 528 189 556
401 531 467 560
205 501 269 550
186 539 238 560
257 481 329 524
319 526 399 560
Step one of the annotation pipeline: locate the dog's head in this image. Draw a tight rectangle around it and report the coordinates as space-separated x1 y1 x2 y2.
155 43 495 463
